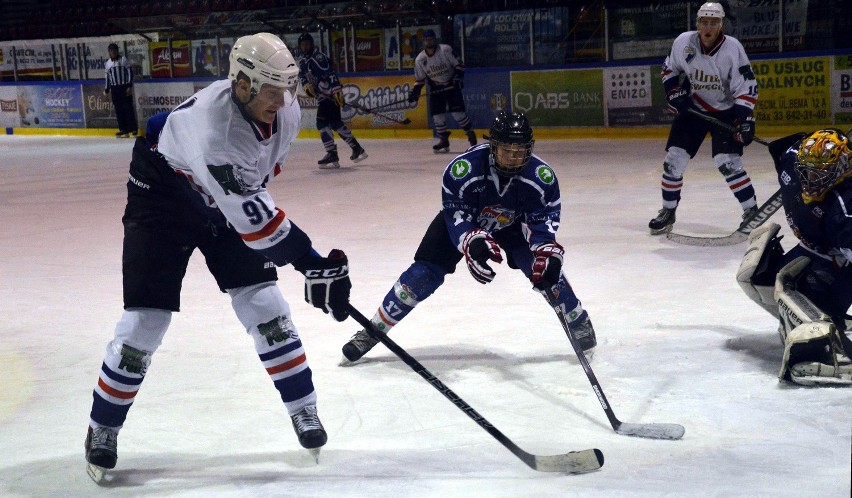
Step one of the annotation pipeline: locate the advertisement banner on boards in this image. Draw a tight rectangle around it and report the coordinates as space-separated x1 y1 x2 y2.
150 41 192 78
133 81 194 125
832 54 852 126
331 30 384 73
604 66 672 126
81 83 116 128
0 86 19 127
329 74 426 128
16 83 85 128
511 69 604 127
752 56 830 126
459 72 511 129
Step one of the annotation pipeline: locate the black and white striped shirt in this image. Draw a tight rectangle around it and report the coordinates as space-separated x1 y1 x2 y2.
105 56 133 91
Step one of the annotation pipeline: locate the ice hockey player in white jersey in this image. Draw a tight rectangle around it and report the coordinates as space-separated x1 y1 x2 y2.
83 33 352 483
649 2 759 234
407 29 476 153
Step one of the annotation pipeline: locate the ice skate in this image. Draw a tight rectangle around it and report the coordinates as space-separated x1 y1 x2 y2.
317 150 340 169
84 426 118 484
741 205 758 222
571 317 597 359
291 405 327 462
432 132 450 154
648 207 676 235
466 129 477 147
340 328 380 366
349 145 368 163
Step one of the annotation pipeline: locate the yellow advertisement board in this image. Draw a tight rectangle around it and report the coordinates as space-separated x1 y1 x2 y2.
338 74 426 128
752 56 830 126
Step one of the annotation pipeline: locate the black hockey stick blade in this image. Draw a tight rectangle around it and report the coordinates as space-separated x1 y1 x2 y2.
687 108 770 146
666 188 783 246
544 289 685 440
346 304 604 473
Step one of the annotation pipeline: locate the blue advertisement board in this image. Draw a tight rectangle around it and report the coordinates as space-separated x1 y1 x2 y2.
17 83 84 128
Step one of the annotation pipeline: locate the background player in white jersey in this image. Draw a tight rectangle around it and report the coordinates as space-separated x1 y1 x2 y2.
339 111 596 365
649 2 760 234
297 32 367 169
407 29 477 153
83 33 352 482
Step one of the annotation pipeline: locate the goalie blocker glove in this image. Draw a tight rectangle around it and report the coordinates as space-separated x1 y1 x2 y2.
530 242 564 289
293 249 351 321
461 228 503 284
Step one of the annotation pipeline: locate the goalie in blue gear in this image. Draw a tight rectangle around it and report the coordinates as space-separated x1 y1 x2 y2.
340 111 597 365
736 129 852 385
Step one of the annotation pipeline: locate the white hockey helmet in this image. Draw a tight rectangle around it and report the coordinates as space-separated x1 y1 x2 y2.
696 2 725 20
228 33 299 96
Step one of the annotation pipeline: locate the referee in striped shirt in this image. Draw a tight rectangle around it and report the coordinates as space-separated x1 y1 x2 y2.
104 43 138 138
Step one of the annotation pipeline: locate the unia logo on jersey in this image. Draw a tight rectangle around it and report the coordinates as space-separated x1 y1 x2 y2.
536 165 555 184
450 159 471 179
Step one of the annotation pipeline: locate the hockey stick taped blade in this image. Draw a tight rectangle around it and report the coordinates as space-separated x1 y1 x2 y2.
666 231 747 246
533 448 604 473
615 422 685 440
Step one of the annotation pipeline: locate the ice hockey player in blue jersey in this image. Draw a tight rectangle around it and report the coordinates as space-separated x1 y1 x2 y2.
737 129 852 385
297 32 367 169
340 111 596 364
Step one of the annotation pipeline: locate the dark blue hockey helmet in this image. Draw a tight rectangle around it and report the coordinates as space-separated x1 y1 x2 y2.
489 111 535 176
423 29 437 49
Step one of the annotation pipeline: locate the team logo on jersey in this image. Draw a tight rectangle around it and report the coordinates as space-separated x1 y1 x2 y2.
684 46 696 64
780 170 792 185
536 165 555 184
207 163 250 195
450 159 471 179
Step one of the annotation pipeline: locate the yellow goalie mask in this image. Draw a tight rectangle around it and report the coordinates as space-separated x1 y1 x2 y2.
795 129 851 203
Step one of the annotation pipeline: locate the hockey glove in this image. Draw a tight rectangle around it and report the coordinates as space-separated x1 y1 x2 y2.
303 82 316 99
332 91 346 108
461 228 503 284
408 83 424 103
452 70 464 90
293 249 351 321
733 107 755 146
530 242 565 290
666 85 691 115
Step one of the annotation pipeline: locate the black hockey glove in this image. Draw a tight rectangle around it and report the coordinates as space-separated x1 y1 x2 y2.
293 249 351 321
733 107 755 146
530 242 564 290
452 70 464 90
408 83 424 103
666 85 691 115
462 228 503 284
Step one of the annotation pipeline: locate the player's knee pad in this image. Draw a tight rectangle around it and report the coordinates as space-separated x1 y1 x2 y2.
398 261 446 303
107 308 171 375
736 222 783 316
229 282 290 330
714 153 743 177
663 147 689 178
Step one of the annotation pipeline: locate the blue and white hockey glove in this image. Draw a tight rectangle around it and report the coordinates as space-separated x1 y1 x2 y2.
462 228 503 284
666 85 691 115
293 249 351 321
530 242 564 290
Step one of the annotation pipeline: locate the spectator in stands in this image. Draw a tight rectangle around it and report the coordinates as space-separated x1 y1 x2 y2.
104 42 138 138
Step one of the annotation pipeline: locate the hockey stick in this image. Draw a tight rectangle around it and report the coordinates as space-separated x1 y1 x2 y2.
687 107 770 146
544 289 685 440
347 304 604 474
347 100 412 125
666 188 783 246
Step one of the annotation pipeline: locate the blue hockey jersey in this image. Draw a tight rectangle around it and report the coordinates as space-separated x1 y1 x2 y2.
441 144 561 251
297 50 341 102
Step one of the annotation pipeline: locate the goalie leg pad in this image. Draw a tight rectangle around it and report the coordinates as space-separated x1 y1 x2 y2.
736 222 783 316
780 322 852 385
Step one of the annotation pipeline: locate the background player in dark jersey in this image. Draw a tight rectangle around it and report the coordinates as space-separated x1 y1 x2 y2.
737 129 852 385
407 29 476 153
339 111 596 364
83 33 352 482
297 32 367 169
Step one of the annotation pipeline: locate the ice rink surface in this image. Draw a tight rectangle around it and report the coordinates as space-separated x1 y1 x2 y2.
0 134 849 497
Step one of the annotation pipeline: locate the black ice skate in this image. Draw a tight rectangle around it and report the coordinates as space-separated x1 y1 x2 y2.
432 132 451 153
317 150 340 169
340 328 380 366
291 405 327 462
466 129 477 147
648 207 677 235
350 145 368 163
84 426 118 484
